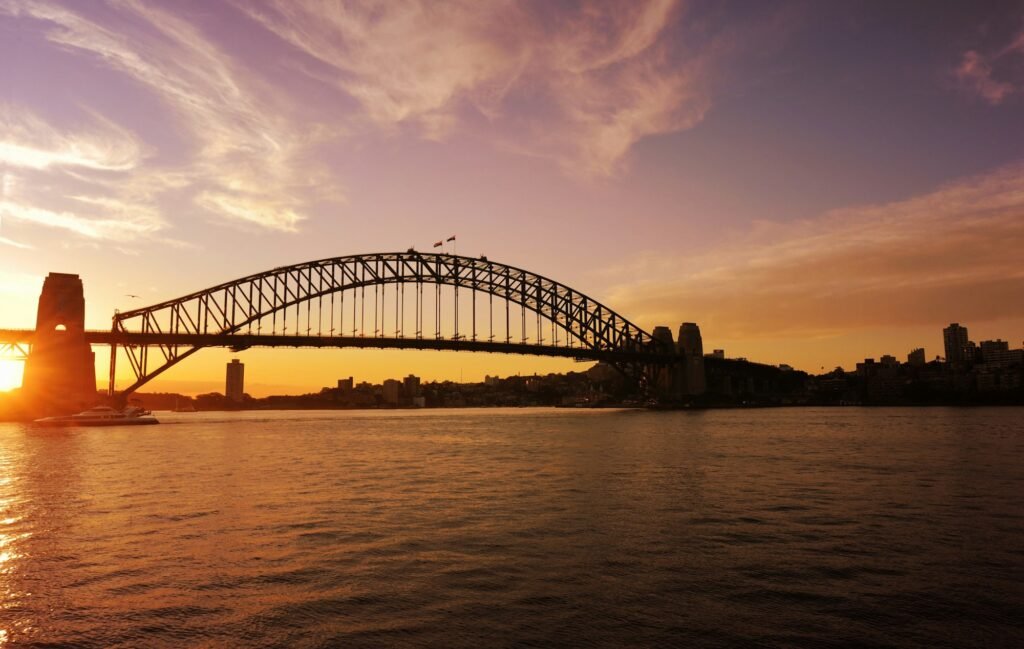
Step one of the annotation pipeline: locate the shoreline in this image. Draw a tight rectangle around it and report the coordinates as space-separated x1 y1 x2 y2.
7 401 1024 423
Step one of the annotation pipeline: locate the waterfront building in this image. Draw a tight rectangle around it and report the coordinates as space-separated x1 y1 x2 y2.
908 348 926 366
382 379 401 405
856 359 876 377
226 359 244 402
980 340 1011 365
403 374 421 398
337 377 354 392
943 323 969 363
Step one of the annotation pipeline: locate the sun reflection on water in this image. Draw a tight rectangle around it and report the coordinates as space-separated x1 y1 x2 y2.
1 491 28 645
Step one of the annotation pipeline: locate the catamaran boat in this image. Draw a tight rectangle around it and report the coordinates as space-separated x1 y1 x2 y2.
33 405 159 427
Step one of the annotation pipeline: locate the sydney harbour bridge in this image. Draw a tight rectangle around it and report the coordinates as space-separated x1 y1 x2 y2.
0 251 706 413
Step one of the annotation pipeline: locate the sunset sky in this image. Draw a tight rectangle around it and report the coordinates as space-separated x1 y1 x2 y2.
2 0 1023 395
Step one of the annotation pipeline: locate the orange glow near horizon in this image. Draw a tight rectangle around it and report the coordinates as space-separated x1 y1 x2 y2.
0 361 23 393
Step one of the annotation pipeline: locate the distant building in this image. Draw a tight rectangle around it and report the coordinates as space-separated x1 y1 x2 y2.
226 359 244 402
484 375 501 387
337 377 354 392
778 364 794 372
943 323 969 363
980 340 1011 365
403 374 421 398
908 348 926 366
710 349 725 359
966 340 979 363
856 359 876 377
880 355 899 368
382 379 401 405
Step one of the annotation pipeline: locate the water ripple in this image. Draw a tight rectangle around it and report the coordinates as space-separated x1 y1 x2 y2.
0 407 1021 647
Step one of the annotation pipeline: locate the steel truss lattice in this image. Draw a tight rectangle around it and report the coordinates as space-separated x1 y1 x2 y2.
110 252 673 396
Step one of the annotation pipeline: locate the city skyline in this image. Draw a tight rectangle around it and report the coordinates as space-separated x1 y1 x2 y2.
2 1 1024 394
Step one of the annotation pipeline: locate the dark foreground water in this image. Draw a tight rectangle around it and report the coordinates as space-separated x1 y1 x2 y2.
1 408 1022 648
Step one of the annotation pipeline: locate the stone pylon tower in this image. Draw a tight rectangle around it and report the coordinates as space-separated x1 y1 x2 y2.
677 322 706 396
651 326 677 399
649 323 707 400
21 273 97 414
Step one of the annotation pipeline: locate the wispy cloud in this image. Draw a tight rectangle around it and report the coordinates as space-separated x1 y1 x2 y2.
954 27 1024 105
239 0 719 176
0 236 32 249
0 104 143 171
604 164 1024 338
0 198 163 241
0 0 344 238
240 0 526 130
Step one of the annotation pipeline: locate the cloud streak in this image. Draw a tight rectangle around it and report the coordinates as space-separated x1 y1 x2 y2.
605 164 1024 339
0 198 163 241
239 0 718 176
0 236 32 249
954 27 1024 105
1 0 343 239
0 104 143 171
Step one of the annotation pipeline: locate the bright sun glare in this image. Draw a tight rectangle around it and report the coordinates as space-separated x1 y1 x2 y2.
0 361 24 392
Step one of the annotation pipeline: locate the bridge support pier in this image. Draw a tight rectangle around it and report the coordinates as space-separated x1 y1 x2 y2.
649 322 706 402
21 273 98 415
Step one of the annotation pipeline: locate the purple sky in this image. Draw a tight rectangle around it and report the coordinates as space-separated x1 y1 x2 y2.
1 0 1023 393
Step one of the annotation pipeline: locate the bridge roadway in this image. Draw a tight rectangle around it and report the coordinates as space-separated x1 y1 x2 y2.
0 329 672 365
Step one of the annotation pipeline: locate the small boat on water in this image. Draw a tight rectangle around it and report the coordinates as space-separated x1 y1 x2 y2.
33 405 159 427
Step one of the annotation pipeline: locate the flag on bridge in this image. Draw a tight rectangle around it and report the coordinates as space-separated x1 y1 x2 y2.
433 241 443 248
446 235 456 242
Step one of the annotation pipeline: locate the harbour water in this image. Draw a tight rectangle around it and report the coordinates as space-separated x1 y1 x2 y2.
1 407 1022 647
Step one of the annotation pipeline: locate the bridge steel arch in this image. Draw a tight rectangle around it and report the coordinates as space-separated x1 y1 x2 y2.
109 252 671 397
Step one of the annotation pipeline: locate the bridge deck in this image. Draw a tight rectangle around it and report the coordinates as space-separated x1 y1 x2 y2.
0 329 672 364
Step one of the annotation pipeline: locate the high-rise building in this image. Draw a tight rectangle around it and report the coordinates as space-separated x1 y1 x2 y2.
337 377 354 392
403 374 421 398
880 355 899 367
710 349 725 359
907 348 926 366
226 359 244 402
980 340 1011 365
382 379 401 405
943 323 969 364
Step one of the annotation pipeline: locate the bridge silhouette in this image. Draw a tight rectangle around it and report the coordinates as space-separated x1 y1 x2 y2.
1 251 706 412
